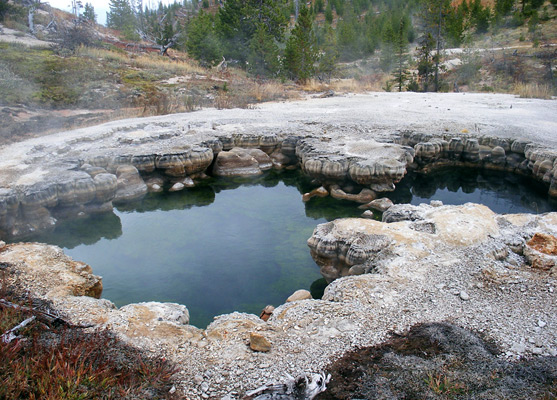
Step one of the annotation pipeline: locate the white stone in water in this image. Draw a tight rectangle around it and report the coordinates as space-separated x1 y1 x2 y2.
183 177 195 187
430 200 443 207
151 184 161 191
170 182 185 192
459 291 470 301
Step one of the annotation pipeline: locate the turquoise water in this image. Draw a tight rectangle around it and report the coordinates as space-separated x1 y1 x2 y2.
28 168 556 327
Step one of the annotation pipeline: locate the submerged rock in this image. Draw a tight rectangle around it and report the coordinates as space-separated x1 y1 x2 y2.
302 186 329 202
329 185 376 203
360 197 394 212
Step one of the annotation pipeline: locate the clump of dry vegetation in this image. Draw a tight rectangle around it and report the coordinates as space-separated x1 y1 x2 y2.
318 322 557 400
0 277 178 400
514 82 553 99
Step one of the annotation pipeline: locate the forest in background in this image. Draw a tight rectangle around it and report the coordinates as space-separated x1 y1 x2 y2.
0 0 555 126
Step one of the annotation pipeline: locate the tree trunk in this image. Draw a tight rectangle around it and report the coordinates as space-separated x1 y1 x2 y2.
28 7 35 34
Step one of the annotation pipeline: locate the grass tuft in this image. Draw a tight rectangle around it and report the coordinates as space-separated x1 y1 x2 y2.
514 82 554 99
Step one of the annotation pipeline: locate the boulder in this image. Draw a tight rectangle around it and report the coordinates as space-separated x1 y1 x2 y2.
114 165 148 203
212 148 264 176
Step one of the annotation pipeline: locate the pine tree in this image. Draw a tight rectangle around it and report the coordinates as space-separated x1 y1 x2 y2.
392 18 409 92
248 23 281 77
82 2 96 22
318 25 338 81
186 11 222 66
107 0 137 40
419 0 451 91
379 19 395 72
416 33 435 91
217 0 288 65
283 5 317 83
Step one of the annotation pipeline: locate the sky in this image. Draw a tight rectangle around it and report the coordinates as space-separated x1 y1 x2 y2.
45 0 177 26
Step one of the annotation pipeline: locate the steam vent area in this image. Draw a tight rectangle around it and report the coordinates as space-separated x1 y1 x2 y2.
1 92 556 399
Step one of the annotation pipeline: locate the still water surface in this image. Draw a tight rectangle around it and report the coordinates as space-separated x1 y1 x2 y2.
29 169 556 327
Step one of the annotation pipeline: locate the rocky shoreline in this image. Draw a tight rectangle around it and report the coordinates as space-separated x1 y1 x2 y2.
0 93 556 398
0 93 556 240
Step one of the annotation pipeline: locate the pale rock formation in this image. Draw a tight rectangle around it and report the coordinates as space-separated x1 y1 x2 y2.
286 289 312 302
213 148 271 176
114 165 148 202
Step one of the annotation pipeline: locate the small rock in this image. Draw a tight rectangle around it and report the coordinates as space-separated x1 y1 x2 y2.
459 291 470 301
200 382 209 392
194 375 204 385
510 342 526 354
361 210 374 219
183 177 195 187
170 182 185 192
0 241 5 250
532 347 543 355
365 197 394 212
430 200 444 207
286 289 312 302
259 305 275 321
250 332 272 352
169 385 176 394
537 320 547 328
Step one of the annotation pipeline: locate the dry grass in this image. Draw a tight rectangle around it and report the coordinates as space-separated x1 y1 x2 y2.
76 46 204 76
248 82 287 102
514 82 554 99
302 76 386 93
0 290 179 399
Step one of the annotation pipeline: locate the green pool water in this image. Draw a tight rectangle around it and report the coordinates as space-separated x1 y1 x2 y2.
28 168 556 328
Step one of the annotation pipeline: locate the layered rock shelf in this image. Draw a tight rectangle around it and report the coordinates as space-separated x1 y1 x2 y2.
0 93 556 239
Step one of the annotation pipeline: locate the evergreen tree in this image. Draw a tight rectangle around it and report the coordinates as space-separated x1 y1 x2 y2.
379 19 396 72
416 33 435 91
419 0 451 91
82 2 96 22
217 0 288 65
107 0 137 40
284 5 317 83
186 10 222 66
325 2 333 23
247 23 281 77
392 18 409 91
318 25 338 81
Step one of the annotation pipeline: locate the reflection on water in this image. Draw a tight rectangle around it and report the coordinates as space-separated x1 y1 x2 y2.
27 168 556 327
390 168 557 214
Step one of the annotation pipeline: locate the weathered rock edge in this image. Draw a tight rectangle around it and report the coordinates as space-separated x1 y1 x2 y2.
1 128 556 239
1 203 555 399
